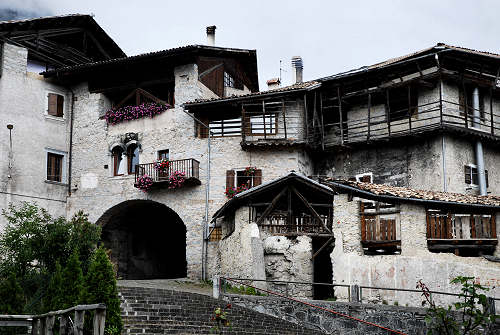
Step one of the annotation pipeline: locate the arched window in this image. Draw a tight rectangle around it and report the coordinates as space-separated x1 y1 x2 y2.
127 143 140 174
112 146 126 176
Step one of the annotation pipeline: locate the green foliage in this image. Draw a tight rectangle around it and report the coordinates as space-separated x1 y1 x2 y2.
210 304 232 334
43 262 64 312
82 248 122 335
417 276 497 335
0 271 24 314
223 283 267 296
60 251 84 309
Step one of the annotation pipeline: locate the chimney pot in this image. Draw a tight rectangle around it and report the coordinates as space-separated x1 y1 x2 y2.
206 26 216 46
266 78 281 90
291 56 303 84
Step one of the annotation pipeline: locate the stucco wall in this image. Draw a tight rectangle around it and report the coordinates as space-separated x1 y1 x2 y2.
0 43 69 229
332 194 500 307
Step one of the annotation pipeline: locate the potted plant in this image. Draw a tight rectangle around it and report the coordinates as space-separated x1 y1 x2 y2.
168 171 186 189
136 174 153 192
104 102 170 125
224 185 249 198
244 166 257 176
153 158 170 173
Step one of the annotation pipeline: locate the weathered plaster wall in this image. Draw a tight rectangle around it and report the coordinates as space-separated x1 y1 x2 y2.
332 194 500 307
0 43 69 229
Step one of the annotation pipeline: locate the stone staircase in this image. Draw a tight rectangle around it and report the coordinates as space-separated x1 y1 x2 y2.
119 286 325 335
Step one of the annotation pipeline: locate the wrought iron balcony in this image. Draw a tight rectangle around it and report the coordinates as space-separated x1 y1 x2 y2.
134 158 201 189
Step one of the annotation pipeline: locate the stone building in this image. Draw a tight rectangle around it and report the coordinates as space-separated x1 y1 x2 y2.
1 14 500 303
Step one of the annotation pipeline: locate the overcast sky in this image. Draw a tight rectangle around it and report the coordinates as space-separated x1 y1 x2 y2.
2 0 500 89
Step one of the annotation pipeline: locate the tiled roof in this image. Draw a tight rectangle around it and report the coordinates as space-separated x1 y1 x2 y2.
184 80 320 106
0 13 86 25
324 179 500 209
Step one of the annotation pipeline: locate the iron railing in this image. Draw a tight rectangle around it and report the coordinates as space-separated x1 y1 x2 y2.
134 158 200 184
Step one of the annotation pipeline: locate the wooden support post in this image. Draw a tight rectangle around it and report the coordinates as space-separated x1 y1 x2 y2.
446 213 452 239
73 310 85 335
367 93 371 141
44 316 55 335
93 309 106 335
490 88 494 135
337 87 344 144
319 92 325 149
462 79 469 128
241 106 246 142
470 215 476 238
385 90 391 137
59 315 68 335
311 236 335 259
287 187 292 228
255 187 287 226
408 85 412 133
262 101 267 139
282 99 287 139
32 319 41 335
290 186 332 234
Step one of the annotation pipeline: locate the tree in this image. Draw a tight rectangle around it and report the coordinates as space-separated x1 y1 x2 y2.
417 276 497 335
60 251 84 309
81 248 122 335
43 262 64 312
0 271 24 314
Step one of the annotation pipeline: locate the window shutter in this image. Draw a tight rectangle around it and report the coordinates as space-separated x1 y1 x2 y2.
56 95 64 117
226 170 235 189
361 175 371 183
464 165 471 184
485 170 489 188
253 169 262 186
48 93 58 116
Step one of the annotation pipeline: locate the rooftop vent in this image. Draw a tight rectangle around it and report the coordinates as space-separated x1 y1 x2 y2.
206 26 216 46
291 56 303 84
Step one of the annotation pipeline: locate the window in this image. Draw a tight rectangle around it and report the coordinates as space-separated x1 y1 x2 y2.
226 169 262 191
356 172 373 183
47 93 64 117
47 152 63 182
360 201 401 255
249 114 277 135
127 144 140 174
224 71 235 88
209 227 222 242
158 149 170 160
464 164 488 188
112 146 125 176
209 118 242 137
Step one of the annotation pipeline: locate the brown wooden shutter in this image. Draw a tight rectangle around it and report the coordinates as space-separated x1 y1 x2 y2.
253 169 262 186
56 95 64 117
48 93 58 116
226 170 235 189
464 165 471 184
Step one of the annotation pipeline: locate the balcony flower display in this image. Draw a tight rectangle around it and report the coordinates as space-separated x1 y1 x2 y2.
136 174 153 192
225 185 249 198
104 102 170 125
153 158 170 172
244 166 257 176
168 171 186 189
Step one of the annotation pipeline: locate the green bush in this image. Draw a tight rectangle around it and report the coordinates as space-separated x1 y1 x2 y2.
81 248 122 335
60 251 84 309
0 271 24 314
43 262 64 312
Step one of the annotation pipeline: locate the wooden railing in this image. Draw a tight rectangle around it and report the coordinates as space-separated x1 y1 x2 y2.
360 202 401 253
259 213 331 235
0 304 106 335
427 211 497 240
134 158 200 185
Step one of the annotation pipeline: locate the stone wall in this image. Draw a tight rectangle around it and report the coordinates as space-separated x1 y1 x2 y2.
332 194 500 307
0 43 69 229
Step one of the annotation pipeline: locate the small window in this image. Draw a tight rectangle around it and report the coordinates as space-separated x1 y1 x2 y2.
127 144 140 174
47 152 63 182
112 146 125 176
209 118 242 137
226 169 262 193
209 227 222 242
158 149 170 160
47 93 64 117
464 164 488 188
249 114 277 135
224 71 235 88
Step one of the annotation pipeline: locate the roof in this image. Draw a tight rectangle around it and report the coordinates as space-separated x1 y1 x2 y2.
184 80 321 107
42 44 257 76
324 179 500 210
212 172 333 221
0 14 125 60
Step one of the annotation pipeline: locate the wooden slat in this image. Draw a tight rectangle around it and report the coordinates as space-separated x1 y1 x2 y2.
360 203 366 241
470 214 476 238
255 187 287 226
391 219 396 240
426 212 431 238
491 214 497 238
290 186 332 234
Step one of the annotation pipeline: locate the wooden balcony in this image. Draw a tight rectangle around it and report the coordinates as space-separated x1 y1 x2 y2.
134 158 201 189
360 202 401 254
426 211 497 255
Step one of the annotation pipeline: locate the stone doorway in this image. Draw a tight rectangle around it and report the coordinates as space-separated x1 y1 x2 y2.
98 200 187 279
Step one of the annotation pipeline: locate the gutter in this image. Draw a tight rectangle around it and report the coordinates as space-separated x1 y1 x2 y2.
324 181 500 211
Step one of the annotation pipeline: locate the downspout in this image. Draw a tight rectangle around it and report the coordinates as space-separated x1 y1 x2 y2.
202 132 211 281
472 87 487 195
68 88 75 196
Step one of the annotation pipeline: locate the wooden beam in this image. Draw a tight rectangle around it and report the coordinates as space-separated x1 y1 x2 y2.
319 92 325 149
367 93 371 141
255 188 287 226
337 87 344 144
282 99 287 139
290 186 332 234
84 30 111 60
304 93 309 140
311 236 335 259
262 100 267 139
385 89 391 137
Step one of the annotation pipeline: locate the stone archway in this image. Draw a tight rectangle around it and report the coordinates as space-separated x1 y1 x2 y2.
97 200 186 279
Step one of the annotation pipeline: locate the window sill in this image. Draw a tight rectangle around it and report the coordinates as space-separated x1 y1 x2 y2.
45 180 68 186
45 115 66 122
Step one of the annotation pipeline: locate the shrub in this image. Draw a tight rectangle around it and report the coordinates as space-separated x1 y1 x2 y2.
0 271 24 314
60 251 84 309
43 262 64 312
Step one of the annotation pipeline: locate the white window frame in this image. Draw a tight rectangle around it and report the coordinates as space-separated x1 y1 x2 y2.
45 148 67 184
355 172 373 183
44 89 67 121
235 169 254 189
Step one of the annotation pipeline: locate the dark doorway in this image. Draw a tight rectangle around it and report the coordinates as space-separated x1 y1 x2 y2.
312 237 334 300
99 200 186 279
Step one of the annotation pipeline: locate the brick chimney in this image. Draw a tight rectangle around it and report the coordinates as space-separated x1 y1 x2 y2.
206 26 216 46
266 78 281 90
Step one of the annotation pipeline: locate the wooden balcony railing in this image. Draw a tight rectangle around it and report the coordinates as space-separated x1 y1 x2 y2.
360 202 401 253
258 213 332 236
134 158 201 189
426 211 498 253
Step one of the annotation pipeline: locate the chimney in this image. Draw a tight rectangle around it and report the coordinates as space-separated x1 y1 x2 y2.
291 56 303 84
206 26 216 46
266 78 281 90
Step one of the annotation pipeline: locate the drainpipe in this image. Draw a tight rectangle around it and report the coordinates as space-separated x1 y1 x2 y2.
202 132 211 281
472 87 487 195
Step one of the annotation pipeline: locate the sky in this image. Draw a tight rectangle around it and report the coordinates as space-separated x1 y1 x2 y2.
2 0 500 89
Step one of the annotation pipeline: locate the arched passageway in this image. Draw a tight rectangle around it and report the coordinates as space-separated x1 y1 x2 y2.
97 200 186 279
